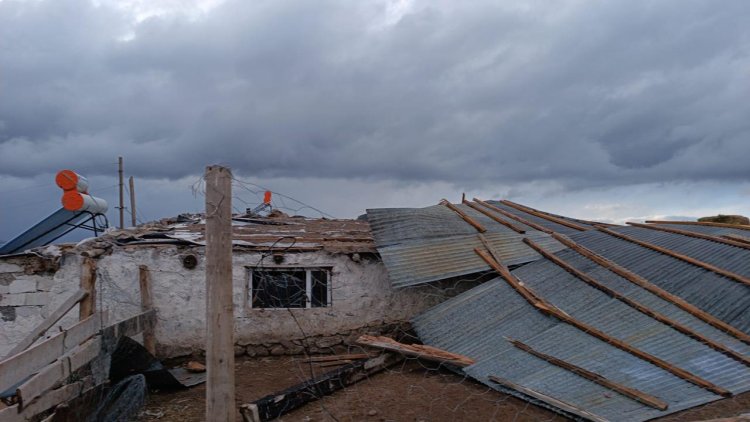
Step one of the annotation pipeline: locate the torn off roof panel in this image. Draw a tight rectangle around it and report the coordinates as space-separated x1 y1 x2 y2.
409 201 750 421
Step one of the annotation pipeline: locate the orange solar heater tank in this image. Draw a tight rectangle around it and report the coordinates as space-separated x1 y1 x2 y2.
55 169 89 193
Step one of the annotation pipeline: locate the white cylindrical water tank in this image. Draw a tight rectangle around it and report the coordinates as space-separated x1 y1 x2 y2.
55 169 89 193
62 191 108 214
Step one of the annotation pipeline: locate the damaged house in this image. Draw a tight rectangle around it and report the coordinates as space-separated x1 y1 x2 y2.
2 194 750 421
368 199 750 421
1 211 481 359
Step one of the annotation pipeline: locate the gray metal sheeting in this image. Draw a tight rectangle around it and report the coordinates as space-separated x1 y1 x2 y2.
378 230 565 287
367 204 568 287
572 227 750 332
413 225 750 421
649 223 750 240
413 278 734 421
484 200 596 235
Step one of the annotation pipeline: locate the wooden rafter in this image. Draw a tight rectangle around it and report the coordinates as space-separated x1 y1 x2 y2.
524 238 750 367
595 226 750 287
475 243 732 397
628 222 750 250
440 199 487 233
508 338 668 410
462 200 526 233
473 198 552 234
645 220 750 232
499 200 588 231
550 232 750 345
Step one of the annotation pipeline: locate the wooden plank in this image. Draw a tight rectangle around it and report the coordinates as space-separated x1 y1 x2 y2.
595 226 750 287
488 375 610 422
0 314 101 393
473 198 553 234
239 353 403 422
16 337 101 409
79 257 97 320
477 244 732 397
440 200 487 233
138 265 156 355
508 338 668 410
475 234 546 308
0 376 94 422
356 335 475 367
629 222 750 250
523 238 750 367
645 220 750 232
462 200 526 233
499 200 589 231
4 289 87 359
204 165 235 422
551 232 750 345
723 234 750 245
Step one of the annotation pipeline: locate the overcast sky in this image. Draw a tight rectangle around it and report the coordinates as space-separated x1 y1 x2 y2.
1 0 749 243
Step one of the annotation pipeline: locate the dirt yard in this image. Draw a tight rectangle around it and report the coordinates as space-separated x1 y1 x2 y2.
134 356 750 422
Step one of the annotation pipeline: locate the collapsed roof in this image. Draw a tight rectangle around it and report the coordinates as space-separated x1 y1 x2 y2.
105 213 375 255
369 199 750 421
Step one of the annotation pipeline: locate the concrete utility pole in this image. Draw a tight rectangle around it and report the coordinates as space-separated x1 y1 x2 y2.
129 176 137 227
118 156 124 229
204 165 235 422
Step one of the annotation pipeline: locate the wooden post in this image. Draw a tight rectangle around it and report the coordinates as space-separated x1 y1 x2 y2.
129 176 137 227
118 156 124 229
138 265 156 355
79 258 96 320
204 165 235 422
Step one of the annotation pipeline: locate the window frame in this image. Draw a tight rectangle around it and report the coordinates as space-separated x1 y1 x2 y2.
245 266 332 310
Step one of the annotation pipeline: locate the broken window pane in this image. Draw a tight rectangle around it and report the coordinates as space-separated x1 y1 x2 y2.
252 270 306 308
250 269 330 309
311 270 328 307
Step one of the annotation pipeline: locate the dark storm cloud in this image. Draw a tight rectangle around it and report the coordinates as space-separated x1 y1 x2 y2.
1 0 749 189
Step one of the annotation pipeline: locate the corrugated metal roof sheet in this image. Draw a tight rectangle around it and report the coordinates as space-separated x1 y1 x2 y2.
571 227 750 332
647 223 750 240
484 200 598 235
379 230 565 288
411 206 750 421
413 278 735 421
367 202 577 287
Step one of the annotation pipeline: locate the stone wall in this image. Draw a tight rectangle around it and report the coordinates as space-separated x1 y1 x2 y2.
0 243 468 358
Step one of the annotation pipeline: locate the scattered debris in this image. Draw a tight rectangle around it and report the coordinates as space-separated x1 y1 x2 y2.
356 335 475 367
185 361 206 373
239 353 403 422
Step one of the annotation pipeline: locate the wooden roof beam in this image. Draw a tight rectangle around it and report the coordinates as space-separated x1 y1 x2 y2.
524 238 750 367
475 240 731 397
463 200 526 234
595 226 750 287
499 200 589 231
508 338 669 410
629 222 750 250
550 232 750 345
473 198 552 234
440 199 486 233
645 220 750 232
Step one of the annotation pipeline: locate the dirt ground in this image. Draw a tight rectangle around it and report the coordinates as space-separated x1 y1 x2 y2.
134 356 750 422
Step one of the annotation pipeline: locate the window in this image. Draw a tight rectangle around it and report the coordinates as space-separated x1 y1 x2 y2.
249 268 330 309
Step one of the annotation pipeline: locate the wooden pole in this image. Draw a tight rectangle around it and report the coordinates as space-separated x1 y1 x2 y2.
138 265 156 355
204 165 235 422
118 156 124 229
129 176 137 227
79 258 96 320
